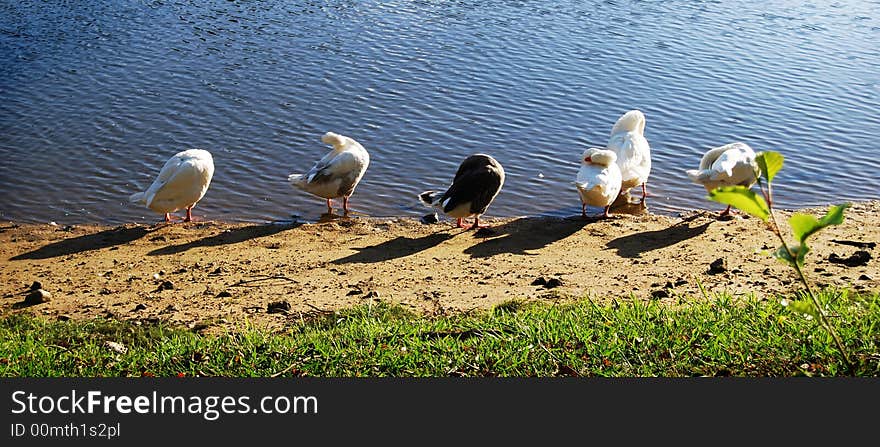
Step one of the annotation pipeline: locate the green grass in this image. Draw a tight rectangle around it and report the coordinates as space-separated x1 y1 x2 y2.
1 288 878 377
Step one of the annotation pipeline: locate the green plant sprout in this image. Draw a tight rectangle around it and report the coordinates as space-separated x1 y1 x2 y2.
707 151 853 371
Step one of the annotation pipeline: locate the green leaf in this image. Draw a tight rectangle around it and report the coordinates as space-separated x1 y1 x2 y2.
756 151 784 183
788 300 819 319
773 244 809 267
789 214 820 244
707 186 770 221
818 203 850 227
773 245 796 267
789 203 851 244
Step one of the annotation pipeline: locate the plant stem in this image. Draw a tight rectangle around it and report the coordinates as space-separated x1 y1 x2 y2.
785 244 852 369
757 176 853 372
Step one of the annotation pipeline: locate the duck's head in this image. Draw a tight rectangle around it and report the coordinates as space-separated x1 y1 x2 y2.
611 109 646 135
582 147 617 167
321 132 347 150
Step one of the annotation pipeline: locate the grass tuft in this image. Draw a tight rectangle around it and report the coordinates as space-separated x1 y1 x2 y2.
1 289 878 377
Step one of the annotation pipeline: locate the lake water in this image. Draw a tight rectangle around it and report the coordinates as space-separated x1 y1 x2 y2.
1 0 878 225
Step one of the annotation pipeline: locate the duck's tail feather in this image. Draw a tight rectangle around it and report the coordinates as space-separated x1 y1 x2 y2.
288 174 306 188
572 181 589 191
685 169 709 184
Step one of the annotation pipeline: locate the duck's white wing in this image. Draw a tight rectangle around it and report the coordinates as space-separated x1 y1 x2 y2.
305 150 361 184
575 163 603 190
575 163 622 208
147 163 201 209
710 145 756 184
138 154 188 206
609 132 651 178
304 149 342 182
687 143 756 187
290 149 367 199
130 149 213 216
146 154 214 212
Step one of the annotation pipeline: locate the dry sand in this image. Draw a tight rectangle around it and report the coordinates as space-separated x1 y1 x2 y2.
2 200 877 335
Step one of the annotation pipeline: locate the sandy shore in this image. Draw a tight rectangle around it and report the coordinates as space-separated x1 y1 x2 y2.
2 201 877 334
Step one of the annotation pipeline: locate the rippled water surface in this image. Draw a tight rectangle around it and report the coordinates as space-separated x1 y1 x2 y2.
1 0 878 224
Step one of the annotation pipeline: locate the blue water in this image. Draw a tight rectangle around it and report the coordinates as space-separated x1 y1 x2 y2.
1 0 878 224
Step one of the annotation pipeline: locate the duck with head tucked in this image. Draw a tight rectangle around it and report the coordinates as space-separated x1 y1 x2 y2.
288 132 370 216
129 148 215 223
574 147 622 218
686 141 758 217
606 109 651 203
419 153 505 230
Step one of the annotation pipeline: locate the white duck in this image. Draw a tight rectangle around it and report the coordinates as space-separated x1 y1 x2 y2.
607 109 651 202
129 149 215 223
686 142 758 216
288 132 370 215
574 147 622 218
419 154 505 230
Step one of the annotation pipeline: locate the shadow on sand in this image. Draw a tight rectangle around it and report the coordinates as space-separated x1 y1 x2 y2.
463 216 590 259
605 215 711 258
11 300 40 309
10 226 152 260
332 232 454 264
148 223 300 256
